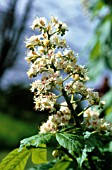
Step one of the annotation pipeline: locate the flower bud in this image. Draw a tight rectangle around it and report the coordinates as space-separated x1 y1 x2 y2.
52 150 59 157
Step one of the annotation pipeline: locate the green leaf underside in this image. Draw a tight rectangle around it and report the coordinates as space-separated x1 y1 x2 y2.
0 148 30 170
19 133 53 151
0 145 47 170
31 146 47 164
77 148 88 167
56 133 82 153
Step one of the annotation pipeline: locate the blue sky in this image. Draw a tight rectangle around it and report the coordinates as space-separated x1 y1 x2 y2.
1 0 96 88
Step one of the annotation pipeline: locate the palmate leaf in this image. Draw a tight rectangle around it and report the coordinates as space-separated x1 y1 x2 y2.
0 145 47 170
77 131 103 167
56 133 82 153
31 146 47 164
85 134 102 150
0 148 30 170
77 143 95 167
19 133 53 151
77 147 88 167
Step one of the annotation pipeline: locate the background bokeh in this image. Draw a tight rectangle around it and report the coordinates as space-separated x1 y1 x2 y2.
0 0 112 162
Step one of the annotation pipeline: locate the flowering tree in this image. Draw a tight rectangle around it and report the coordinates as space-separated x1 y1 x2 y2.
0 16 112 170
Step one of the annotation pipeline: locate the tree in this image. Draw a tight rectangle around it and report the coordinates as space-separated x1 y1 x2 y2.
0 0 33 87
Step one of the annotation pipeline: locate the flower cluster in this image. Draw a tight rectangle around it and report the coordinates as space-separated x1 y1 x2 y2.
83 108 112 132
25 16 111 133
40 102 72 133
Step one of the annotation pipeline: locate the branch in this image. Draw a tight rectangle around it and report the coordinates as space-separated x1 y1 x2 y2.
87 152 97 170
61 147 78 166
62 87 80 127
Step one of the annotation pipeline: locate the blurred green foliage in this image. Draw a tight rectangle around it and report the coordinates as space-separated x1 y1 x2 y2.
82 0 112 79
0 85 48 162
82 0 112 121
101 88 112 121
0 85 47 122
0 113 37 149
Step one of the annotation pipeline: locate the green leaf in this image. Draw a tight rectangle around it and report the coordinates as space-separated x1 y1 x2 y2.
49 159 70 170
95 1 104 11
77 148 87 167
77 131 103 167
105 107 112 123
19 133 53 151
102 89 112 110
99 19 111 43
77 131 95 167
109 142 112 152
90 40 101 59
84 131 102 150
31 145 47 164
0 148 31 170
88 58 104 80
56 133 82 153
0 146 47 170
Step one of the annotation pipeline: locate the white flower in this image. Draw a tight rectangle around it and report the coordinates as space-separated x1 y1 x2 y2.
43 39 50 47
38 46 45 54
50 16 58 25
55 51 62 58
83 108 99 118
31 17 47 29
51 35 60 45
34 93 56 112
61 23 68 30
30 80 41 92
39 121 57 133
33 56 48 73
83 107 112 132
27 63 38 78
25 50 39 63
60 102 71 115
65 81 75 94
63 49 74 60
98 119 112 132
87 90 100 105
25 35 41 48
55 21 68 31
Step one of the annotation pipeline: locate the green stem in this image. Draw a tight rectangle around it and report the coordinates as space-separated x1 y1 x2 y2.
56 93 62 98
70 94 74 103
49 29 60 37
63 73 73 82
77 105 91 117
